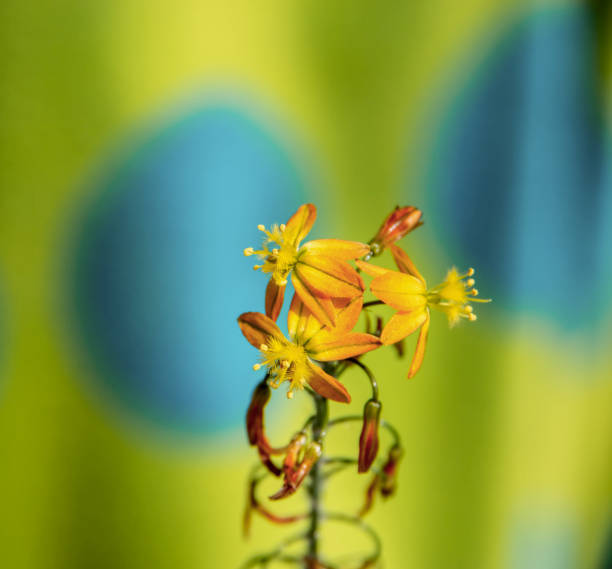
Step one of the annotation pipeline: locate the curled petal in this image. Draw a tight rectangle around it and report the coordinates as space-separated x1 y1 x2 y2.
291 271 336 327
308 333 381 362
407 310 430 378
306 361 351 403
380 309 427 345
302 239 370 260
237 312 284 349
355 259 391 278
389 244 426 284
265 279 285 322
370 272 427 312
284 203 317 246
295 254 364 299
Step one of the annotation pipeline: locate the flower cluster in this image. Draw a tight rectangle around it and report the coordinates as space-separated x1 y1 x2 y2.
239 203 489 397
238 204 490 568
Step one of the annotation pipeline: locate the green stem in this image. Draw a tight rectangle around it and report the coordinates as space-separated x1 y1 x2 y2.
306 390 328 567
347 358 379 400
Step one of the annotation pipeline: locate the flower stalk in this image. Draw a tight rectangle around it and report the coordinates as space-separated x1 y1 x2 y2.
238 203 490 568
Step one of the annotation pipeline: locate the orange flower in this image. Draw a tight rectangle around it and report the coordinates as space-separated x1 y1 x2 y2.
238 295 380 402
357 244 490 378
244 204 369 325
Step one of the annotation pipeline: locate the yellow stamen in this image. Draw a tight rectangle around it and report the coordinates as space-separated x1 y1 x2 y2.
257 224 265 231
253 363 262 371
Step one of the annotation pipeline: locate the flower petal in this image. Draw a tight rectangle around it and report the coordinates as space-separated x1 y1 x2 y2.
407 310 430 379
291 272 336 328
308 333 381 362
302 239 370 260
306 361 351 403
287 293 325 344
237 312 284 349
265 279 286 322
380 309 427 345
284 203 316 246
295 254 364 299
370 271 427 311
355 259 390 278
389 244 426 284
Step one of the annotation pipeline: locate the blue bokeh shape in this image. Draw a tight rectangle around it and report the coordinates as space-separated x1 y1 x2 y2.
426 6 612 331
72 104 307 435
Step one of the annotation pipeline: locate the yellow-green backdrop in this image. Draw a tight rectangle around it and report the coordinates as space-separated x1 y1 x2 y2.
1 0 612 568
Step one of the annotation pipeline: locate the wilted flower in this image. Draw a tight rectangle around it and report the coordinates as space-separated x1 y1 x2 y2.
357 245 490 378
270 439 322 500
245 379 284 475
243 475 307 537
358 399 381 473
244 204 369 324
368 206 423 257
238 295 380 402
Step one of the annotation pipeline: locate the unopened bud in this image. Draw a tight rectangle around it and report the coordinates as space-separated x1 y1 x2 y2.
358 399 382 473
369 206 423 256
380 444 403 497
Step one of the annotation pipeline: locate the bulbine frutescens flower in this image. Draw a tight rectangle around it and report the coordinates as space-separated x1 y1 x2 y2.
244 203 369 325
358 244 490 378
238 295 381 402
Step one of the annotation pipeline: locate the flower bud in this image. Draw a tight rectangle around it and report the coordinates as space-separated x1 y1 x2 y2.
358 399 382 473
369 206 423 256
380 444 403 497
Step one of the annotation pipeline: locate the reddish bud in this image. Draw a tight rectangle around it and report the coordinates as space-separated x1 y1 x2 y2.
369 206 423 256
358 399 382 473
380 444 403 497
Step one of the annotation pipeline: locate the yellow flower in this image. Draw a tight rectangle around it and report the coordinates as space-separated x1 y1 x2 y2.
237 294 380 402
244 204 370 326
357 244 490 378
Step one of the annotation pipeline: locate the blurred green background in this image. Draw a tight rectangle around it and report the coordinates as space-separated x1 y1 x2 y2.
1 0 612 567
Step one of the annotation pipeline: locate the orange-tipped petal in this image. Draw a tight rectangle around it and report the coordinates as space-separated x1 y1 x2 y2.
295 254 364 299
284 203 316 246
370 271 427 311
238 312 284 349
265 279 286 322
407 310 430 378
291 271 336 328
306 361 351 403
389 244 426 284
302 239 370 260
355 259 390 278
308 333 381 362
287 293 325 345
380 309 427 345
330 295 363 336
